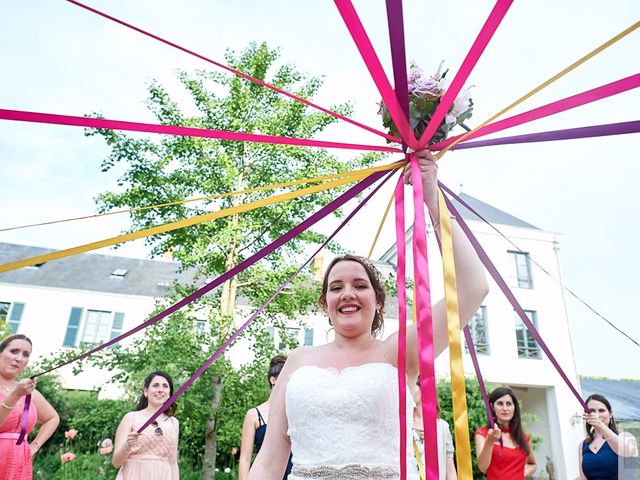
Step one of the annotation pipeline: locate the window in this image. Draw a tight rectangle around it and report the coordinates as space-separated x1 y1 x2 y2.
508 251 533 289
515 310 541 359
0 301 25 334
303 328 314 346
63 307 125 347
465 306 489 355
278 327 300 350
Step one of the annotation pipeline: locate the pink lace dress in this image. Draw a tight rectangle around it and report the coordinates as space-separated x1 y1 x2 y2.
116 415 179 480
0 392 38 480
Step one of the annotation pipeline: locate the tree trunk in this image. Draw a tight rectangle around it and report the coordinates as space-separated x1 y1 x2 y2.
202 374 224 480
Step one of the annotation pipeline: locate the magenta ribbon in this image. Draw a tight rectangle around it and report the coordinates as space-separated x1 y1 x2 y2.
447 120 640 150
334 0 417 149
393 175 408 479
0 109 400 154
385 2 409 476
431 73 640 151
65 0 398 144
416 0 513 149
439 182 589 412
408 155 439 480
139 169 398 431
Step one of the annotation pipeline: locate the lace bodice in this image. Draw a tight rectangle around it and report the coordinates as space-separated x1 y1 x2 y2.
285 362 418 478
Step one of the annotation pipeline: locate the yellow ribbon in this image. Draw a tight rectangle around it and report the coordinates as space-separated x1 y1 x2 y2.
413 437 425 480
438 190 473 479
1 161 405 233
436 20 640 159
0 163 402 273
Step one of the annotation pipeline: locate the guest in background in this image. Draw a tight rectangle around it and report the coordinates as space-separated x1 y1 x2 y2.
0 334 59 480
113 371 179 479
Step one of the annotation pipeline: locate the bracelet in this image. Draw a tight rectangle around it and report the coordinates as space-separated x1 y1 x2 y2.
1 400 17 409
605 434 617 441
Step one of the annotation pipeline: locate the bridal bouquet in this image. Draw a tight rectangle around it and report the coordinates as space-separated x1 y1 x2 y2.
378 62 473 145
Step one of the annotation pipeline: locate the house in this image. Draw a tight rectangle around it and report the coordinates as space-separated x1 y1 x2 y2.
377 192 586 479
0 242 197 393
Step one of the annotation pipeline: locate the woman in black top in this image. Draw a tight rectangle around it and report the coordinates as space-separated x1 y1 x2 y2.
239 355 292 479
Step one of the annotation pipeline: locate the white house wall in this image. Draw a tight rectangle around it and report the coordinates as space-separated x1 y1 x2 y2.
1 282 157 393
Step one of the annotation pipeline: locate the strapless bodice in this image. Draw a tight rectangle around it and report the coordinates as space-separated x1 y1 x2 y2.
285 362 418 479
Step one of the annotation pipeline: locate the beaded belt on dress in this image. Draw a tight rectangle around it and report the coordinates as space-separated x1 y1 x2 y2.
291 464 398 479
0 432 21 440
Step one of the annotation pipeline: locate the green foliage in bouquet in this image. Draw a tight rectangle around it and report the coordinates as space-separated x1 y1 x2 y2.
379 62 473 145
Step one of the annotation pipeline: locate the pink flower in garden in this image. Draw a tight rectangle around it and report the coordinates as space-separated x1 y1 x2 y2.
64 429 78 439
60 452 76 463
99 446 113 455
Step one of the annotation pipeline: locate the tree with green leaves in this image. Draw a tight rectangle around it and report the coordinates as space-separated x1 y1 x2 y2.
81 41 384 478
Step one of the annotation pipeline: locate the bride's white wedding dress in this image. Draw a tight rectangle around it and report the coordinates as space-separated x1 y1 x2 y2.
285 362 419 479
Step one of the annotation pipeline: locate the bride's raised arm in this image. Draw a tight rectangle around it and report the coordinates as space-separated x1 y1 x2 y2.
385 150 489 380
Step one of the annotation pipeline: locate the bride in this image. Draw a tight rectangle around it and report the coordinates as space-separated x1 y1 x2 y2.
248 150 488 479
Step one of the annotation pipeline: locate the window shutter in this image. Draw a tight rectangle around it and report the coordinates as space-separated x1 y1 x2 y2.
8 302 25 334
63 307 83 347
110 312 125 341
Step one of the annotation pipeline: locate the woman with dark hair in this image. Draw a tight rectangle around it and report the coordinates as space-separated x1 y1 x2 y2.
474 386 536 479
248 150 489 479
238 355 292 480
0 334 59 480
578 393 638 480
113 371 179 479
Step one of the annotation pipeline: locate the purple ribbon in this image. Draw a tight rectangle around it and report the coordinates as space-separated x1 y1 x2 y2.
139 169 398 431
21 168 391 441
448 120 640 150
15 392 31 445
439 182 589 412
31 168 389 380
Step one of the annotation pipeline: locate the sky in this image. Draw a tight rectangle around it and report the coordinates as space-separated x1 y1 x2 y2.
1 0 639 379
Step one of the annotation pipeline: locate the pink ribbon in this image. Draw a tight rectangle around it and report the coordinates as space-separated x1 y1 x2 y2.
394 175 408 479
409 154 439 480
334 0 418 149
0 109 400 154
432 73 640 150
417 0 513 149
65 0 398 144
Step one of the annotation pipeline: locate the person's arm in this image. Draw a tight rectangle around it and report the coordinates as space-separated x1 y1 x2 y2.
387 150 489 379
248 349 301 479
475 427 500 474
610 431 639 458
29 389 60 456
577 440 587 480
0 378 35 426
524 439 536 477
171 417 180 480
238 409 257 480
443 422 457 480
585 412 638 457
112 412 139 468
445 457 457 480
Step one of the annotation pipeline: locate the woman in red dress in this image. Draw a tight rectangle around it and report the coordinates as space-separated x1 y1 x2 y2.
474 387 536 480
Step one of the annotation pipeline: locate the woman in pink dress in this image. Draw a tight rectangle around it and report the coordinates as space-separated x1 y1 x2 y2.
0 334 60 480
112 371 180 479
